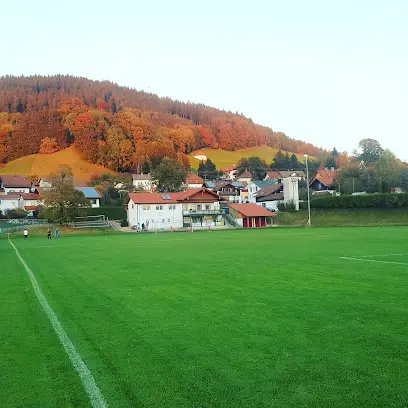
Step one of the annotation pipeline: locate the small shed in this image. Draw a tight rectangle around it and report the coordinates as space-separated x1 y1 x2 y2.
227 203 275 228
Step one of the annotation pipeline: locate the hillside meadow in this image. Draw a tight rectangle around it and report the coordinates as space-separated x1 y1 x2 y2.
0 146 114 183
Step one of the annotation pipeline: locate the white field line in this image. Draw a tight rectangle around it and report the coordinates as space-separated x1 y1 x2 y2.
358 253 408 258
8 238 108 408
340 256 408 266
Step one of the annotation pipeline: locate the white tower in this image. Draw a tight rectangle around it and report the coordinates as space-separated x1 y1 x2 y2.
282 177 299 211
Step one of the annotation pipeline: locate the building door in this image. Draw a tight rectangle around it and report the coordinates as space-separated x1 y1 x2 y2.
255 217 260 227
243 217 248 228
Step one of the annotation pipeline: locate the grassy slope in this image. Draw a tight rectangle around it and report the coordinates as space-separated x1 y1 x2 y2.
2 228 408 407
0 147 113 184
188 146 308 169
277 208 408 227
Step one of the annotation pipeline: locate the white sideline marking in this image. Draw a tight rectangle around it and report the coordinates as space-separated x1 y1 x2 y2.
359 253 408 258
340 256 408 266
8 238 108 408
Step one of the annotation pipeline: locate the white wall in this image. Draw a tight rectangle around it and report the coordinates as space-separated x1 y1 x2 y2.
127 201 183 229
0 198 22 212
282 177 299 211
247 182 261 203
89 198 100 208
186 183 203 189
132 179 153 190
4 187 30 194
257 200 281 211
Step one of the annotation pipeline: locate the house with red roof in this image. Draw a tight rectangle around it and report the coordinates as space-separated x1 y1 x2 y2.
220 165 238 180
0 175 33 194
310 169 339 193
185 173 204 189
227 203 275 228
125 188 222 230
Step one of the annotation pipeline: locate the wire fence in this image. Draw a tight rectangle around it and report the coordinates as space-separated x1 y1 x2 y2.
0 219 48 234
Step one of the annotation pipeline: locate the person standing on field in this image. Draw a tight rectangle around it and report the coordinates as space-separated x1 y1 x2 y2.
55 228 59 239
23 229 28 240
47 228 52 240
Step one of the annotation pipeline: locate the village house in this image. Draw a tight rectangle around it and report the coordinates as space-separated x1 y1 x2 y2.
185 173 204 189
213 181 243 203
21 193 42 216
220 165 238 180
247 180 276 203
132 173 153 191
75 187 102 208
37 178 53 190
0 175 32 195
0 194 23 214
125 188 222 230
227 203 275 228
254 184 283 211
310 169 338 193
236 170 253 184
264 170 306 183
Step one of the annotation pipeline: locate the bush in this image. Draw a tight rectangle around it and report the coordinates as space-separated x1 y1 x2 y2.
310 193 408 209
120 219 129 227
277 201 297 212
6 208 28 219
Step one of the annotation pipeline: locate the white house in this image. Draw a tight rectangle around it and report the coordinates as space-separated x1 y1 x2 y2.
125 188 222 230
0 194 23 214
132 173 153 191
220 165 238 180
0 175 32 194
255 177 299 211
21 193 42 215
185 173 204 189
247 180 275 203
75 187 102 208
38 178 53 190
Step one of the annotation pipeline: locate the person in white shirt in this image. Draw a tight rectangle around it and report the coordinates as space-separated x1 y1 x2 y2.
23 229 28 240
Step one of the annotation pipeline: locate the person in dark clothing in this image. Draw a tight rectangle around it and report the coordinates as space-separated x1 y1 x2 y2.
47 228 52 240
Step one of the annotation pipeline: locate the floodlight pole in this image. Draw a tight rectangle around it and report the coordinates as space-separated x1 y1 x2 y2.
304 154 311 227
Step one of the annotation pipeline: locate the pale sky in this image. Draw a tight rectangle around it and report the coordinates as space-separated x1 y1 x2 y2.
2 0 408 159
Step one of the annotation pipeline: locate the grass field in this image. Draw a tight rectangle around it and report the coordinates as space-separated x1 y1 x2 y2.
188 146 309 169
1 227 408 407
0 146 114 183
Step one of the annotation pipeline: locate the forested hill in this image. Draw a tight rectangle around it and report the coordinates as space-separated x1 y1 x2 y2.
0 75 322 171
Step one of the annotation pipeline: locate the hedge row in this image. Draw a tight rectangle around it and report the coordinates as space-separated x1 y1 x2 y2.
310 193 408 209
83 206 126 220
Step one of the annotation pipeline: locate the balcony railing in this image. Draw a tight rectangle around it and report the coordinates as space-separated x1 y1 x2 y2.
183 209 225 216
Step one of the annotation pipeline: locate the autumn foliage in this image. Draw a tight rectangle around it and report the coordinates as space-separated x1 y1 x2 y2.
0 75 322 171
39 137 60 154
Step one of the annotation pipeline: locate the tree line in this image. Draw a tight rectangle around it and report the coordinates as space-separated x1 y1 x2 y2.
0 75 323 171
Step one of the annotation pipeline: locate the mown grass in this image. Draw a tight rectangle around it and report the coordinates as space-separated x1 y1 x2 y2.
277 208 408 227
188 146 309 169
1 146 114 183
2 227 408 407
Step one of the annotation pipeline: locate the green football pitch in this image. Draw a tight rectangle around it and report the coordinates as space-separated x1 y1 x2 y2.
1 227 408 408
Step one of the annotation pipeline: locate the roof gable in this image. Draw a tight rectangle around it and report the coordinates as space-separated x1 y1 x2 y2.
227 203 275 217
1 175 32 188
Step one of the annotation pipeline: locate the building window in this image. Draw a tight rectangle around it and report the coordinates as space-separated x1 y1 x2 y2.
205 205 210 210
167 218 170 222
156 205 163 210
143 205 150 210
132 204 134 209
197 205 202 211
262 203 266 207
162 218 165 222
169 204 176 210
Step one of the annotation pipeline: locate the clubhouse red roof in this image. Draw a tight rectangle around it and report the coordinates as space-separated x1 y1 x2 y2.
227 203 275 217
